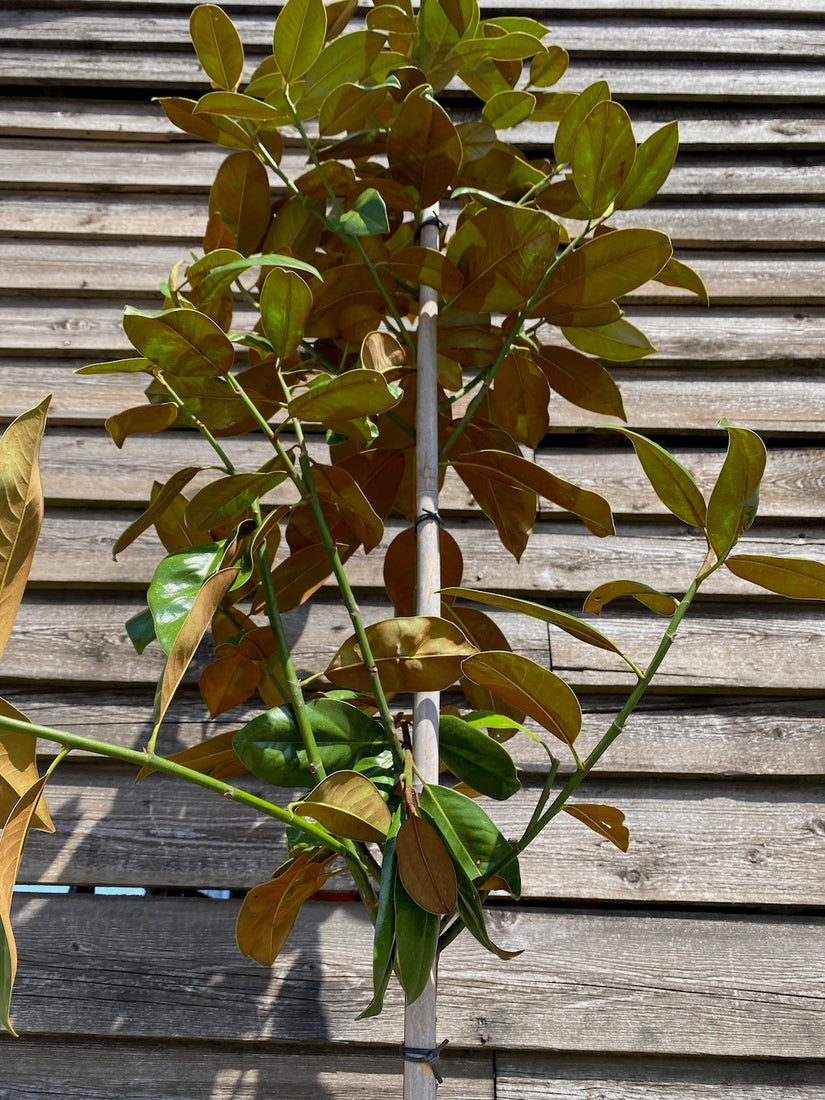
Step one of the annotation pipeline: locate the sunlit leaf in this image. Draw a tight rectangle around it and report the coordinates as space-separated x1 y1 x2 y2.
563 803 629 852
301 30 386 107
482 89 536 130
0 773 50 1036
583 580 678 617
148 543 226 655
571 100 636 217
0 698 53 833
537 344 626 419
438 715 519 800
461 651 581 748
394 874 439 1003
198 252 320 302
382 247 464 296
105 403 178 449
606 426 707 528
189 4 244 92
198 651 260 718
554 80 610 164
615 120 679 210
236 849 336 966
209 151 271 255
0 399 49 660
724 554 825 600
562 318 656 361
451 436 535 562
419 782 520 896
273 0 326 83
294 770 391 842
288 371 402 424
319 81 389 136
75 356 154 376
159 96 251 150
654 256 709 304
451 450 614 538
530 45 569 87
123 306 234 377
137 728 247 784
257 268 313 359
326 616 476 693
396 815 457 915
706 421 767 560
194 91 285 121
233 698 387 787
311 462 384 554
491 350 551 448
112 467 205 559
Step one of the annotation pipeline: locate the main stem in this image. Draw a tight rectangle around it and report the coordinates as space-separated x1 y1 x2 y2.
404 205 442 1100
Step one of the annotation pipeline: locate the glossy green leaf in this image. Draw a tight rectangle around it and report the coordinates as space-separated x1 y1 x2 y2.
358 817 400 1019
232 699 387 787
393 874 439 1003
126 607 156 654
482 90 536 130
724 554 825 600
293 770 392 842
185 471 286 532
450 450 614 538
438 715 520 800
189 5 244 92
104 403 178 449
614 120 679 210
288 370 402 424
419 783 520 897
536 344 626 419
396 815 457 915
554 80 610 164
461 651 582 749
123 306 234 377
571 100 636 217
333 188 390 237
706 422 767 560
442 587 627 657
606 426 707 528
452 851 522 960
273 0 326 82
0 399 49 661
327 616 477 694
562 318 656 362
654 256 709 304
147 543 226 655
563 803 629 851
583 580 678 617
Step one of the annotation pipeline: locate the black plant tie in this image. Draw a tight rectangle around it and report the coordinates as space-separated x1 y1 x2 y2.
415 213 447 242
400 1039 450 1084
414 508 445 532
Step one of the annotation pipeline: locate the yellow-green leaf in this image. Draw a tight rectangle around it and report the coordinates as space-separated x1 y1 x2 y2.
288 370 402 424
185 471 287 532
563 803 629 852
537 344 626 419
615 120 679 211
606 426 707 528
724 554 825 600
194 91 285 121
273 0 327 83
123 306 235 377
482 89 536 130
554 80 610 164
654 256 709 304
105 403 178 449
530 45 569 87
396 815 457 915
562 318 657 362
706 422 767 560
0 698 54 833
189 4 244 92
461 651 581 748
571 100 636 217
0 399 49 661
236 849 336 966
582 580 678 617
294 770 391 842
260 268 313 359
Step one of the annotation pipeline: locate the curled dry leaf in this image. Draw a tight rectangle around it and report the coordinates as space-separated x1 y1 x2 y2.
563 803 630 852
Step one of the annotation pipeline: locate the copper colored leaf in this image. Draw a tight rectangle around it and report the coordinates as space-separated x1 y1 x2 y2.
327 616 476 694
461 650 581 748
311 462 384 554
236 849 335 966
0 698 53 833
451 443 535 562
270 543 335 613
536 344 625 419
294 770 391 842
383 526 464 617
583 579 678 617
159 96 251 150
1 774 50 1035
725 554 825 601
209 151 271 255
0 398 49 661
137 728 247 783
199 651 260 718
360 331 407 374
105 403 179 449
396 815 457 915
113 467 205 559
491 350 551 448
387 86 462 206
451 450 614 538
189 4 244 92
382 247 464 297
563 803 629 852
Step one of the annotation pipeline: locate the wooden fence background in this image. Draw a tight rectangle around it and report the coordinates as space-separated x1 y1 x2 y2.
1 1 824 1096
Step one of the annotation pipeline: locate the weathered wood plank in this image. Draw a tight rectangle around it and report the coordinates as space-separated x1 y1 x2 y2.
6 11 825 59
496 1053 825 1099
0 1035 493 1100
24 427 825 519
2 592 824 692
7 895 825 1057
19 761 825 905
2 139 822 199
10 685 824 779
5 240 824 306
4 98 824 151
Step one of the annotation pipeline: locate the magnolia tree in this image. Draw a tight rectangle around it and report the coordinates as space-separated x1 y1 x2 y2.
2 1 824 1095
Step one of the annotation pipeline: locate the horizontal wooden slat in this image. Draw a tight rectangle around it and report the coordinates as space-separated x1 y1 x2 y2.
4 99 825 152
6 11 825 59
4 240 823 306
3 593 824 692
0 1037 492 1100
496 1053 825 1099
23 427 825 519
20 762 825 905
8 895 825 1057
10 686 824 779
2 139 822 198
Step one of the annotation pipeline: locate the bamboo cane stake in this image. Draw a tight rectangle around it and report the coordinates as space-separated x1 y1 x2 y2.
403 204 442 1100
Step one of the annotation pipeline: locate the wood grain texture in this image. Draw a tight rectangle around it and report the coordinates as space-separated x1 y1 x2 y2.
495 1053 825 1099
18 762 825 905
7 895 825 1057
0 1036 493 1100
15 0 825 12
